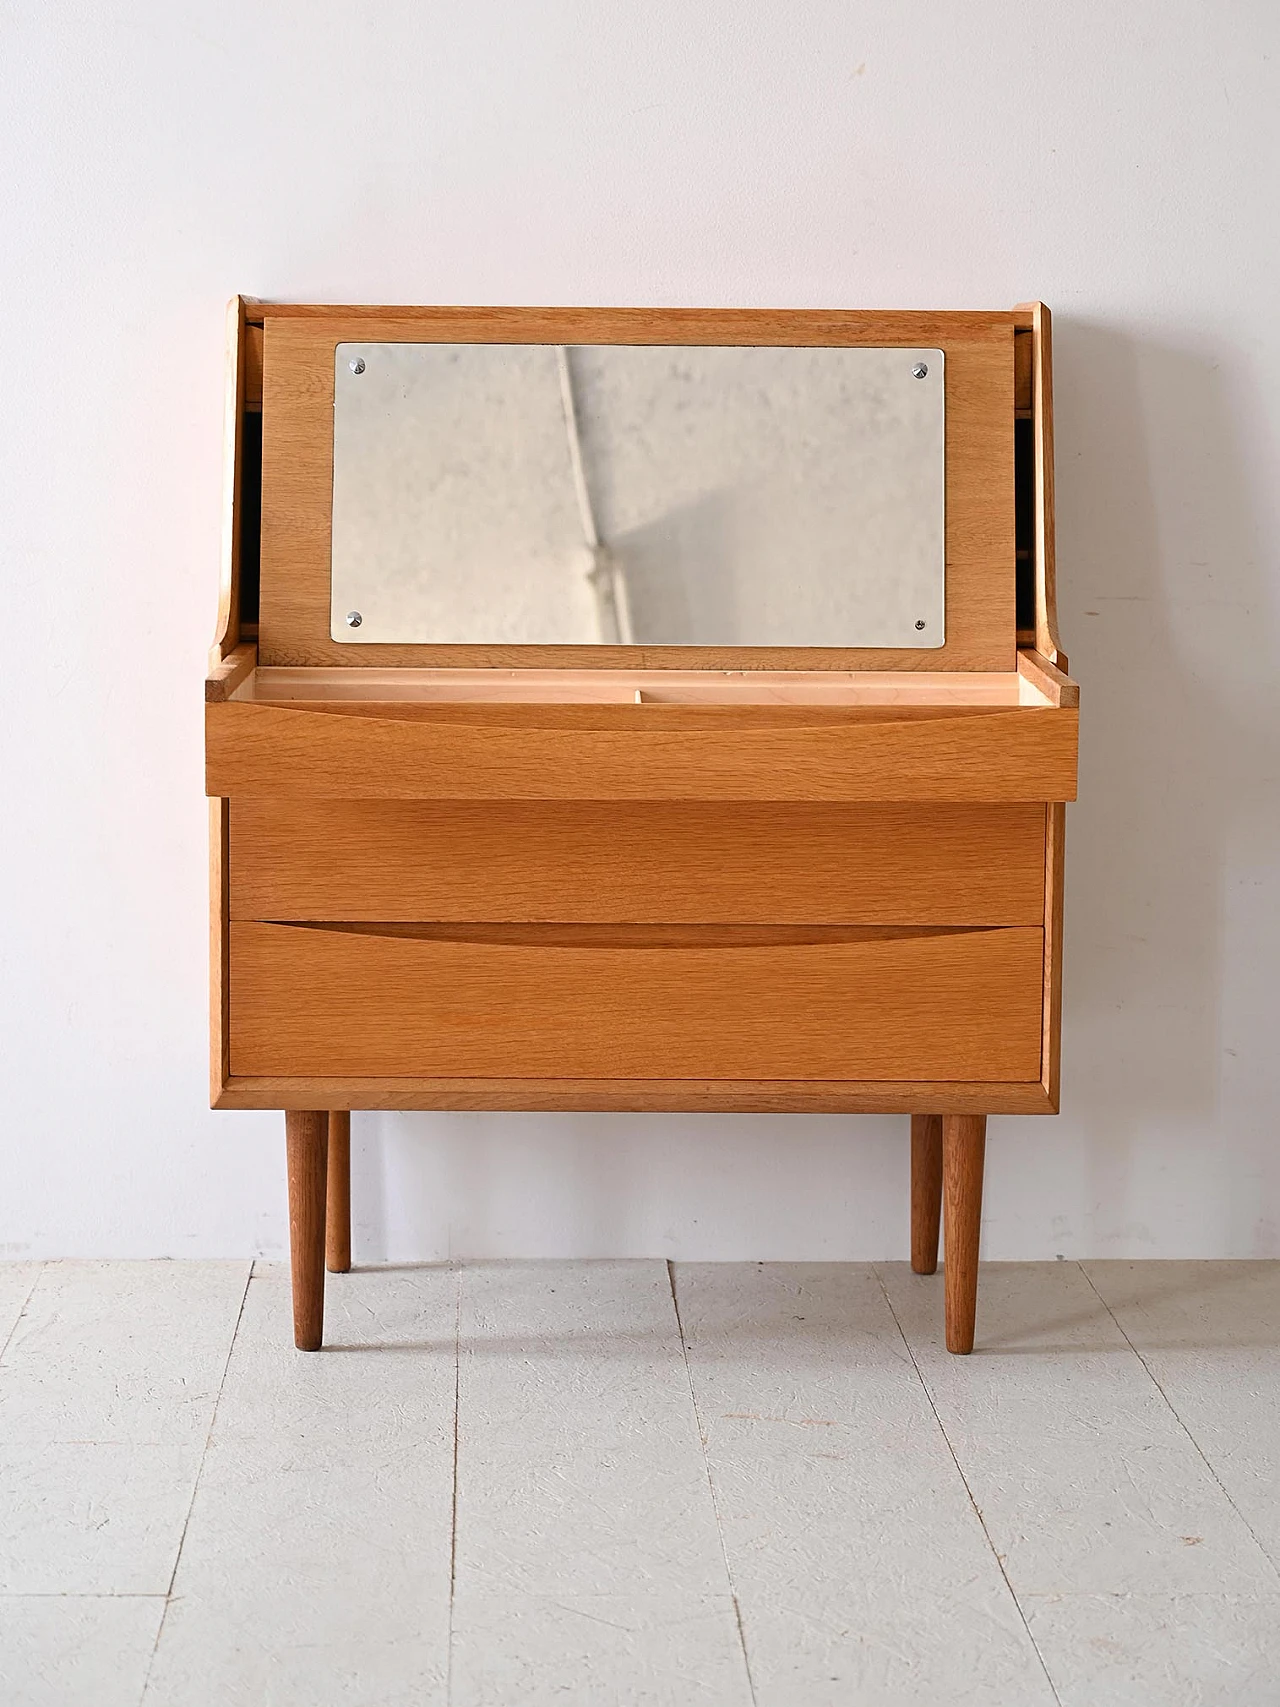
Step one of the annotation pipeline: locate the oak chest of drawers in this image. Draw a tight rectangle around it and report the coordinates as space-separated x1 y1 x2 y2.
207 301 1077 1353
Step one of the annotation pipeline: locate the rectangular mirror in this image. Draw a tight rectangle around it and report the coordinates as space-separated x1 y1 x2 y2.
330 343 945 647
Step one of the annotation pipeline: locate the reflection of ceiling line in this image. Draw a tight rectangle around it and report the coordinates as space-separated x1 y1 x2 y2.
555 346 634 645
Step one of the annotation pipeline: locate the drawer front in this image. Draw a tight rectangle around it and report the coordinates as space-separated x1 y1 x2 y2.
208 699 1078 803
229 921 1045 1081
229 801 1046 926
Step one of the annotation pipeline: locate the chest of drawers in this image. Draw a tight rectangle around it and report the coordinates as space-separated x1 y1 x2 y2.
207 302 1076 1353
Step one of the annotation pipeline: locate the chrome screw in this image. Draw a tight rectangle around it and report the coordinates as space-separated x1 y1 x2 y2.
915 619 926 630
349 357 366 375
346 611 363 627
912 362 929 379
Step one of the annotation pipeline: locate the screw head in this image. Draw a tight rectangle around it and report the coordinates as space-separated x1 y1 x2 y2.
911 362 929 379
915 619 926 630
349 357 366 375
345 610 363 628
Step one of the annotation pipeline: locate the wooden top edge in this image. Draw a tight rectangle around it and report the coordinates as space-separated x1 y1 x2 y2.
246 300 1018 340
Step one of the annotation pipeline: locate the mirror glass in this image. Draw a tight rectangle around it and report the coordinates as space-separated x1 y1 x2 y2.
330 343 945 647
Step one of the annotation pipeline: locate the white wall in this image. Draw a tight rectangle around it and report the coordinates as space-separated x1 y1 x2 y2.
2 1 1278 1263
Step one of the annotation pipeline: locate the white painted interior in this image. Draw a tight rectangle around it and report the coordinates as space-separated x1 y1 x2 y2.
1 1 1277 1261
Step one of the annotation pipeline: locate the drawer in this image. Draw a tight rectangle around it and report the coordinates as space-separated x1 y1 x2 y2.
229 801 1046 926
207 697 1078 804
229 921 1045 1081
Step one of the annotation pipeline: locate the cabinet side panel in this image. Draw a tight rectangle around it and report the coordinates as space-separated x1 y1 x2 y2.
1043 800 1066 1108
209 797 230 1103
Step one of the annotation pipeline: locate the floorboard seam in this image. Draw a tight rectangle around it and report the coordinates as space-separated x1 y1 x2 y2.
1078 1261 1280 1586
666 1261 758 1707
0 1262 46 1365
136 1260 254 1707
872 1264 1065 1707
445 1260 462 1707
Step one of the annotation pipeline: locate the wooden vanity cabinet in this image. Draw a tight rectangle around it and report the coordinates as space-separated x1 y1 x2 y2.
206 302 1076 1354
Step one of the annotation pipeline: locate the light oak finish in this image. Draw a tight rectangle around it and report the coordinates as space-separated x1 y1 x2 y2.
1014 328 1033 413
1016 301 1062 666
209 798 230 1105
207 698 1078 804
229 800 1047 926
241 665 1045 706
210 297 247 669
1016 650 1078 708
911 1113 944 1274
1042 801 1067 1108
207 299 1075 1355
259 309 1015 672
229 921 1045 1083
244 321 263 410
326 1111 351 1273
285 1111 328 1350
216 1076 1057 1115
205 641 257 703
943 1113 987 1353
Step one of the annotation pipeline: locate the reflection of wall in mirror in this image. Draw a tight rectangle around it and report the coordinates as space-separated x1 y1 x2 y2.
330 342 945 647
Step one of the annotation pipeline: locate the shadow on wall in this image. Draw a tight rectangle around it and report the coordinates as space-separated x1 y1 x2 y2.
1052 320 1280 1257
351 320 1280 1263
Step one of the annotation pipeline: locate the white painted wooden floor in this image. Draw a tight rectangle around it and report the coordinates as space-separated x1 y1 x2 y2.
2 1261 1279 1705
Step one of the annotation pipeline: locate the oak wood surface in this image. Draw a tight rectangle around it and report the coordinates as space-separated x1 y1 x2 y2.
244 321 263 410
1042 801 1067 1109
209 798 230 1105
205 641 258 702
943 1114 987 1353
326 1111 351 1273
243 666 1038 706
285 1111 328 1350
911 1113 944 1274
210 297 247 665
258 309 1015 672
1015 650 1078 708
229 799 1046 926
247 304 1015 338
216 1076 1056 1115
229 921 1044 1082
207 700 1078 803
1014 329 1033 413
1016 301 1062 665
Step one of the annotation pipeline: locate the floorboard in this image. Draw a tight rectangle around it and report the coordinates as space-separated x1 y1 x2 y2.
2 1259 1279 1705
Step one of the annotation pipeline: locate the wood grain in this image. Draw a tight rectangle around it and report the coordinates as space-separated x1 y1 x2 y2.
209 296 247 666
205 641 257 702
943 1113 987 1353
1042 801 1066 1109
1014 328 1033 413
258 310 1015 672
326 1110 351 1273
911 1113 944 1274
229 921 1045 1082
1016 650 1078 708
1016 301 1062 665
215 1075 1056 1115
228 799 1046 926
285 1110 328 1350
207 700 1079 803
209 798 230 1104
244 321 263 410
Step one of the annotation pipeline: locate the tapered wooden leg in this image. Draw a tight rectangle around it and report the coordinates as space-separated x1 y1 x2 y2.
910 1114 943 1274
942 1114 987 1354
326 1111 351 1274
285 1111 328 1351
